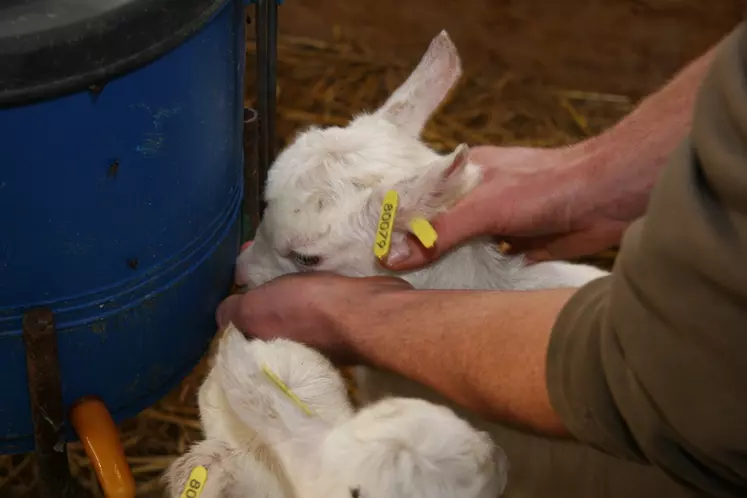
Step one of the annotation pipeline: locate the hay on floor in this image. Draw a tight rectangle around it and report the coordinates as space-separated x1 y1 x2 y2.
0 30 630 497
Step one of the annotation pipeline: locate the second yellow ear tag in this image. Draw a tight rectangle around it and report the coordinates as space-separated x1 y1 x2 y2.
373 190 399 260
408 217 438 249
180 466 208 498
262 364 314 416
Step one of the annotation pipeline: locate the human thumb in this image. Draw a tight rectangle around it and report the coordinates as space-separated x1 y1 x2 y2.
216 294 244 331
383 189 493 271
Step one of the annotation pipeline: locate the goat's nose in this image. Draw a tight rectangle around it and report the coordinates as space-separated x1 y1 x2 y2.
234 267 247 287
233 272 256 292
234 240 254 286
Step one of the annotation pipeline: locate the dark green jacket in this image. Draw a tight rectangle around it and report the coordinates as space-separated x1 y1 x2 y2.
548 20 747 498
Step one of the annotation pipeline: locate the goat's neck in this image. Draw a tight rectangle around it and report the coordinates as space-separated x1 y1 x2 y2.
400 237 526 291
398 237 610 291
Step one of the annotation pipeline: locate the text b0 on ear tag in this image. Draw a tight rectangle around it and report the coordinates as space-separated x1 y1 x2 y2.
374 190 399 260
180 466 208 498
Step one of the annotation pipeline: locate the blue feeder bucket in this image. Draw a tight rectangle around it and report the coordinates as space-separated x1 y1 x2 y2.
0 0 279 495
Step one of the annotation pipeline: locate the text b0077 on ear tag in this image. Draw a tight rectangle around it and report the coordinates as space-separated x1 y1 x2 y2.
374 190 399 260
180 466 208 498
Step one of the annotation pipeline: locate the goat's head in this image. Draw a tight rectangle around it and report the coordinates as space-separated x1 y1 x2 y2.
236 31 481 288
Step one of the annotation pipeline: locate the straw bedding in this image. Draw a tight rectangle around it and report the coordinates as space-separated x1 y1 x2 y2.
0 29 631 497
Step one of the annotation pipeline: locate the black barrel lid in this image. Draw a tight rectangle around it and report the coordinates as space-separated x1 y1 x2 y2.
0 0 229 107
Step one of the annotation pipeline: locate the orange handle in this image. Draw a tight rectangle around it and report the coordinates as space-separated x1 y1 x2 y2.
70 397 136 498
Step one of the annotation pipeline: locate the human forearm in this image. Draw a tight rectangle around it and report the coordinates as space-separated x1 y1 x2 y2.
335 287 577 437
568 43 719 226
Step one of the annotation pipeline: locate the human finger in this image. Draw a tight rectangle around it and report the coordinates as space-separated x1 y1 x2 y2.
383 186 496 271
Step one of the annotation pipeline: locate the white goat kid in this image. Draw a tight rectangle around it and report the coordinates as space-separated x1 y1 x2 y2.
234 30 608 291
163 325 509 498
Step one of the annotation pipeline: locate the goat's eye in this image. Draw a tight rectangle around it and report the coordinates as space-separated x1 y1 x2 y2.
292 252 322 267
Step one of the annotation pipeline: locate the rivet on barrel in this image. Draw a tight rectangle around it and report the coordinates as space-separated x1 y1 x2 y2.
107 160 120 179
88 83 107 95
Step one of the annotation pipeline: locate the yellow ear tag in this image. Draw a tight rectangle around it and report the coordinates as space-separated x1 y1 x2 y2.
180 466 208 498
373 190 399 260
408 217 438 249
262 364 314 416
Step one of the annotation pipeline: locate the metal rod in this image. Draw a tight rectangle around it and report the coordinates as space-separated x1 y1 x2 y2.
255 0 278 220
266 0 277 176
22 308 79 498
243 106 260 238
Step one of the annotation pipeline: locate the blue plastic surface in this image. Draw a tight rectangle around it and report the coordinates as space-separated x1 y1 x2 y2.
0 0 245 453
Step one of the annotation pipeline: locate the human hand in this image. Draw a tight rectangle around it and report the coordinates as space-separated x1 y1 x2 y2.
384 142 635 270
216 272 414 364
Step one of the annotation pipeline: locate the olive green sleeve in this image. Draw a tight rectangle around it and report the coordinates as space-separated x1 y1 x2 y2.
546 22 747 497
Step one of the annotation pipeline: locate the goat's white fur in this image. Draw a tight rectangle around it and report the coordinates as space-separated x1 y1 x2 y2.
234 30 607 292
228 30 697 498
163 325 508 498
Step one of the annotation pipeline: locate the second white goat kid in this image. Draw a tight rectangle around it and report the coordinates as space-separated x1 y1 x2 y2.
163 325 509 498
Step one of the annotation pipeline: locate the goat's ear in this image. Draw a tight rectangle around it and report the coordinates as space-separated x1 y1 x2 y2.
398 143 472 214
366 144 472 259
215 325 349 472
373 30 462 137
216 327 334 444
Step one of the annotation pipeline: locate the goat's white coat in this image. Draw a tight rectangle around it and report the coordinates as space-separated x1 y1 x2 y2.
163 325 508 498
234 30 608 292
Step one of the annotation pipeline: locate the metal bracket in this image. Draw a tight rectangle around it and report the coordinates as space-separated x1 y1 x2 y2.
242 106 260 240
23 308 85 498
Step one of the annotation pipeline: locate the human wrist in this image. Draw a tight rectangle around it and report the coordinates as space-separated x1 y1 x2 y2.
318 283 417 366
561 45 714 228
534 141 623 234
558 119 668 230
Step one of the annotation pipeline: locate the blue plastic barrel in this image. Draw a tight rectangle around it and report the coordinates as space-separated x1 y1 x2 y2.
0 0 245 453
